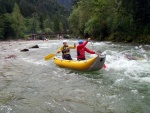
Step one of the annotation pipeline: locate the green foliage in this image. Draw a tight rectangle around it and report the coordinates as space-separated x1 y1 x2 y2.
68 0 150 43
3 13 15 40
0 0 14 14
53 14 60 33
59 21 64 32
0 0 70 40
11 3 26 38
44 17 54 32
134 35 150 44
68 7 80 35
0 0 149 43
39 15 44 32
53 13 64 33
0 15 4 39
63 35 71 39
69 0 96 36
69 0 115 37
44 28 52 33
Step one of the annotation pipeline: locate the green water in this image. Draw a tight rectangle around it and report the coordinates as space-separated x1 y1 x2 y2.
0 40 150 113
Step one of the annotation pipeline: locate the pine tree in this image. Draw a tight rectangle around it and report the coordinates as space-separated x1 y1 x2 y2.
11 3 26 38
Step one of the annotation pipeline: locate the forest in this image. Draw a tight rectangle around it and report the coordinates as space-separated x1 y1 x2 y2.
69 0 150 44
0 0 150 44
0 0 75 40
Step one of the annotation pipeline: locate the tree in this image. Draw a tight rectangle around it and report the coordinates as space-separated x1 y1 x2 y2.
68 7 80 35
0 15 4 39
69 0 114 38
11 3 26 38
44 16 53 33
2 13 15 40
84 0 115 39
53 13 64 33
131 0 150 35
39 15 44 32
69 0 95 36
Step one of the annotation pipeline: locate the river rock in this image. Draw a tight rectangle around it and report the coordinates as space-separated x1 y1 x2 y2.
29 45 39 48
5 55 16 59
20 49 29 52
124 54 144 60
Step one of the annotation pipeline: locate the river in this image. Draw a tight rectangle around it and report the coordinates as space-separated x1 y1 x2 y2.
0 40 150 113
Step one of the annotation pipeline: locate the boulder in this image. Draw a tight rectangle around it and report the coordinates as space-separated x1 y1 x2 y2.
30 45 39 48
124 54 145 60
20 49 29 52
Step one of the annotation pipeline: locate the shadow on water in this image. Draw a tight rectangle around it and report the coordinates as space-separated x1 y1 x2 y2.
65 68 106 79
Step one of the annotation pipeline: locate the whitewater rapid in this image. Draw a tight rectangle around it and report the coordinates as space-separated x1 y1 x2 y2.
0 40 149 113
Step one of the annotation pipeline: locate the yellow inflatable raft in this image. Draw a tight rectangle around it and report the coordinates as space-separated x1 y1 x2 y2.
53 54 106 71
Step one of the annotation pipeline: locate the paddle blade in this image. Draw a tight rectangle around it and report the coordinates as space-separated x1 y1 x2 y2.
44 54 55 61
103 64 107 69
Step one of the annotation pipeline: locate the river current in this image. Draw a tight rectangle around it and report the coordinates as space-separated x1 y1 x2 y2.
0 40 150 113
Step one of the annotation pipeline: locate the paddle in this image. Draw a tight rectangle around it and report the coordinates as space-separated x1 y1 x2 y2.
90 40 107 69
44 53 55 61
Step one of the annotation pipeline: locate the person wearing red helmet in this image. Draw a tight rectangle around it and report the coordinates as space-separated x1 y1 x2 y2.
77 38 95 60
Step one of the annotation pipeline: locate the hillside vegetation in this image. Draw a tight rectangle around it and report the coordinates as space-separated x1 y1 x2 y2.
0 0 149 44
0 0 75 40
69 0 150 44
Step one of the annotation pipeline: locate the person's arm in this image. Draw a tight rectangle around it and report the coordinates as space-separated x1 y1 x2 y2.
80 38 91 47
82 40 88 47
57 46 63 53
77 40 88 49
84 47 95 54
69 43 76 49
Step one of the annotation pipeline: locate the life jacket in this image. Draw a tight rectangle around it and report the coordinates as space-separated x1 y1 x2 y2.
62 45 70 55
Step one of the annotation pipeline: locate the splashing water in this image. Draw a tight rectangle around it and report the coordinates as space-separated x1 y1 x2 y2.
0 40 149 113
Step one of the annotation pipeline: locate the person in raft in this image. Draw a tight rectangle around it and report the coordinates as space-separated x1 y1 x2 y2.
77 38 96 60
57 40 76 60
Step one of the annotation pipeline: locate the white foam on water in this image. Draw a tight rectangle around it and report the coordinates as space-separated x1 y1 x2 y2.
105 48 150 84
133 77 150 83
94 42 108 46
108 53 149 71
78 42 150 85
131 90 138 94
0 106 12 113
39 41 62 48
140 77 150 82
21 58 47 66
114 78 124 84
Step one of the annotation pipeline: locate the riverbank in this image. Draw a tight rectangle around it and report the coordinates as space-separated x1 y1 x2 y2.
107 33 150 44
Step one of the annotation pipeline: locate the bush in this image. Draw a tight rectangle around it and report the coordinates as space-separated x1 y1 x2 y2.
63 35 71 39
